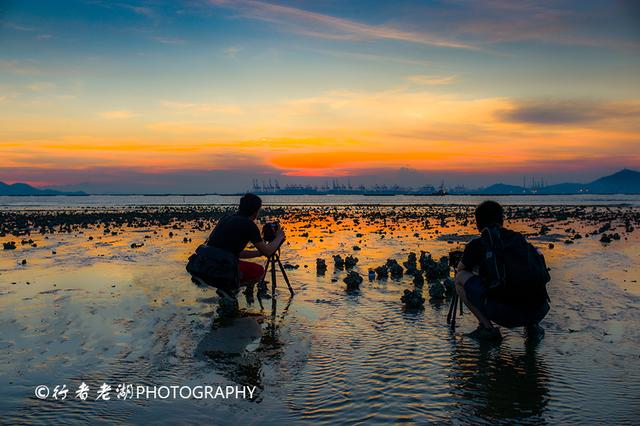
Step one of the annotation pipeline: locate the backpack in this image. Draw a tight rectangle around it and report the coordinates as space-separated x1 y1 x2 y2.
186 244 239 291
480 226 551 305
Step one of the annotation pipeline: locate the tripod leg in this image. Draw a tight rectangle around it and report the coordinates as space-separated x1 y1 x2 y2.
271 257 277 298
447 292 457 324
258 258 270 286
276 255 294 296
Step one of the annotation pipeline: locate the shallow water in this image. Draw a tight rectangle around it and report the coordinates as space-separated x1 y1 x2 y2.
1 205 639 424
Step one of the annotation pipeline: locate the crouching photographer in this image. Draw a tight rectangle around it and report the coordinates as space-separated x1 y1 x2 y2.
186 193 285 313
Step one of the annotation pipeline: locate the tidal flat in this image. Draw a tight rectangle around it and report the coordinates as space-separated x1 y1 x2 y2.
1 204 639 424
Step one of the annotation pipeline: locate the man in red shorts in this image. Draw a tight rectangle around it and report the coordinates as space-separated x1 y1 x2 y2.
206 193 285 302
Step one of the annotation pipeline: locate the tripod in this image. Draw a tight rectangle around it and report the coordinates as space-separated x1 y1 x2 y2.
446 269 464 330
257 241 294 302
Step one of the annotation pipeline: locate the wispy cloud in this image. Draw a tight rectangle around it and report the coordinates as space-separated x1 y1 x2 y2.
159 100 243 115
98 110 138 119
407 74 457 85
498 99 640 125
208 0 475 49
149 36 186 45
0 59 42 76
224 46 241 58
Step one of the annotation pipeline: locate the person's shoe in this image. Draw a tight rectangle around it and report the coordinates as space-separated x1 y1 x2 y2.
525 323 545 343
466 325 503 342
256 281 271 299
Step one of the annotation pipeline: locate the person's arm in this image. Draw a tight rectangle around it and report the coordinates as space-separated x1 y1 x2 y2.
239 249 261 259
254 228 286 257
459 239 480 273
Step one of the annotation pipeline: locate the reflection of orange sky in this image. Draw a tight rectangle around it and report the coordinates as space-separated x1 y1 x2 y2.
2 88 639 181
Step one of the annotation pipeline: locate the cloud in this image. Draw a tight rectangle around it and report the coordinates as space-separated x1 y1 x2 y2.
149 36 186 45
26 82 57 92
98 110 138 119
208 0 475 49
498 100 640 125
224 46 241 57
0 59 42 76
406 74 457 85
159 100 243 115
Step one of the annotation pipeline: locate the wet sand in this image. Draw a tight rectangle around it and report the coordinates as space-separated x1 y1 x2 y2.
1 204 639 423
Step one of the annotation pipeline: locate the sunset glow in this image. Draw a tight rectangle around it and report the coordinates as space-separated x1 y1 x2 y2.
1 0 639 192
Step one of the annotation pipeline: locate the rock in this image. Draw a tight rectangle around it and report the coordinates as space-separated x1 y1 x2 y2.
283 262 298 270
600 234 612 244
343 271 363 292
403 252 418 275
368 269 376 281
344 255 359 269
442 277 455 295
428 281 446 299
131 242 144 248
352 245 361 251
412 271 424 289
423 255 449 281
3 241 16 250
548 243 554 249
386 259 404 278
21 259 27 265
316 258 327 275
401 289 425 310
333 254 345 270
375 265 389 279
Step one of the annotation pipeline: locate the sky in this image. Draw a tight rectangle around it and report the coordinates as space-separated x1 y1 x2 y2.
1 0 639 193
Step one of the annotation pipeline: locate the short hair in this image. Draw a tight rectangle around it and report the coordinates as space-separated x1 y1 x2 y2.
238 193 262 216
474 200 504 229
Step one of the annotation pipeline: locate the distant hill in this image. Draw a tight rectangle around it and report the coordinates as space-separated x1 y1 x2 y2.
471 169 640 195
475 183 525 195
0 182 86 196
587 169 640 194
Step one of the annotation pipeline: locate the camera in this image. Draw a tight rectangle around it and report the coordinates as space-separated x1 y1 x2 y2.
448 249 464 268
262 221 281 242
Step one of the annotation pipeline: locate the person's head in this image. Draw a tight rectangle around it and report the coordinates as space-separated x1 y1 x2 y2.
474 200 504 231
238 193 262 219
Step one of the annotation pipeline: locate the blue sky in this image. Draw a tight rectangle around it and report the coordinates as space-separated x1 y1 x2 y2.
1 0 639 192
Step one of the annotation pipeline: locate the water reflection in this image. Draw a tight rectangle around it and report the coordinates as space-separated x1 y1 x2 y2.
194 295 293 402
450 339 550 423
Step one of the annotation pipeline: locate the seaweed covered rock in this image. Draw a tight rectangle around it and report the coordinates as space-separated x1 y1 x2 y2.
442 277 455 295
3 241 17 250
428 281 446 300
375 264 389 279
424 255 449 281
386 259 404 278
401 289 425 310
333 254 345 270
403 252 418 276
344 255 359 270
343 271 363 292
412 270 425 289
316 258 327 275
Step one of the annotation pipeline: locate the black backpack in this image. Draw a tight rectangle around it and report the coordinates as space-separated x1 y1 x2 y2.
186 244 239 291
480 226 550 305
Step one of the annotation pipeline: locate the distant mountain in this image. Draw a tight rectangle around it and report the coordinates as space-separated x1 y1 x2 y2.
475 183 525 195
0 182 86 196
587 169 640 194
472 169 640 195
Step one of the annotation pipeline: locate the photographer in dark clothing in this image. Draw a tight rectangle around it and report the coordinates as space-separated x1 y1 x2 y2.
206 193 285 291
454 201 550 341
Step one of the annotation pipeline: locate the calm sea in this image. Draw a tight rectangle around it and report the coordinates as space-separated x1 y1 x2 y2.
1 193 640 208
